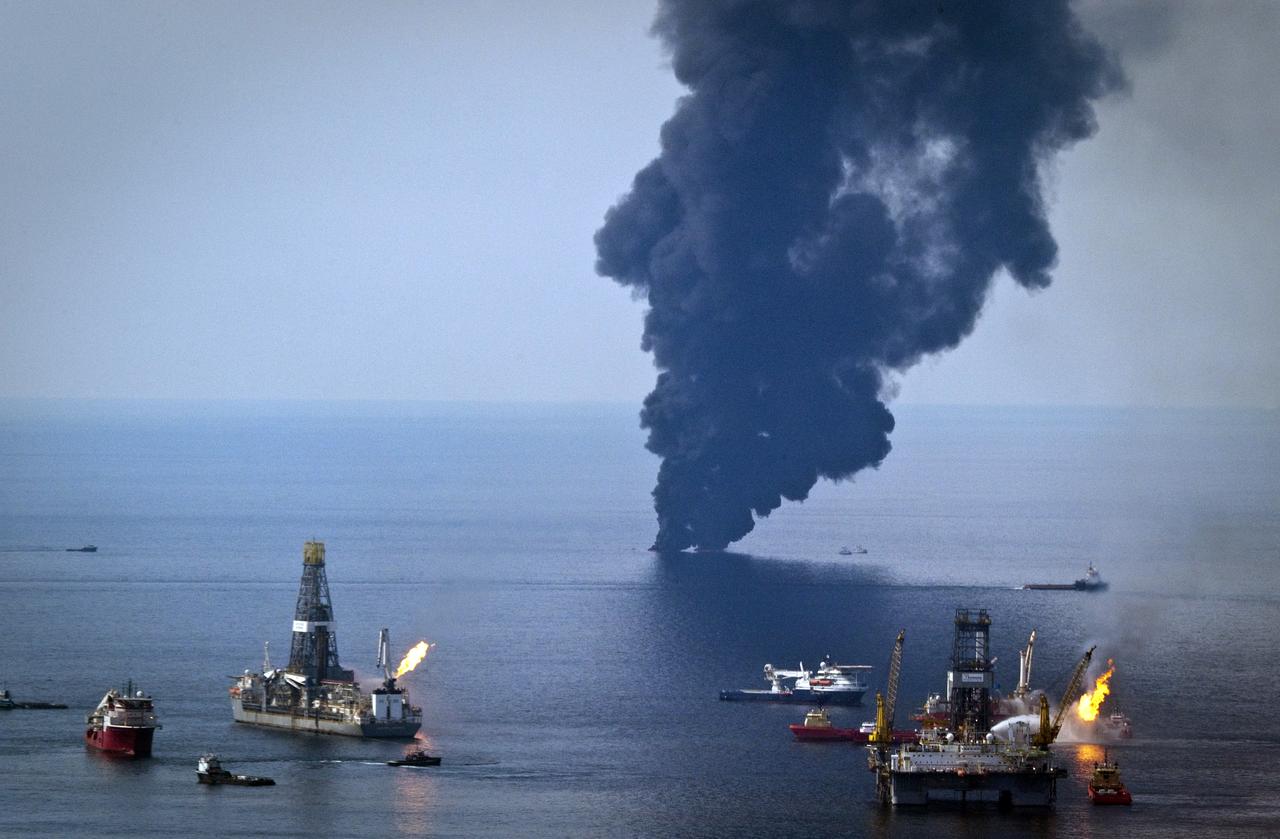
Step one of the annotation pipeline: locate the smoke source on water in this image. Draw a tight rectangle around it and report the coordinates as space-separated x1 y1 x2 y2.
595 1 1123 552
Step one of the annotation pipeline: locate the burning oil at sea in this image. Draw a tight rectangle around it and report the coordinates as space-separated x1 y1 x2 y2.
596 0 1123 552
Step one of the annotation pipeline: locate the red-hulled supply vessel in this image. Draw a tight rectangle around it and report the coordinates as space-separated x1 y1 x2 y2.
1087 752 1133 805
789 708 916 743
85 681 160 757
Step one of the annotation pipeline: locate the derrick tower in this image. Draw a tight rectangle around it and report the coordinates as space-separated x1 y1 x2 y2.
948 608 993 738
287 541 353 683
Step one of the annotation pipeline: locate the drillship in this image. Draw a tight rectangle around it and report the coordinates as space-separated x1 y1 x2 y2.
229 541 422 738
867 610 1094 807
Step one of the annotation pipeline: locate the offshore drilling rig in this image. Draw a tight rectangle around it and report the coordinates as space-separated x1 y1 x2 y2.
867 609 1093 807
228 541 423 738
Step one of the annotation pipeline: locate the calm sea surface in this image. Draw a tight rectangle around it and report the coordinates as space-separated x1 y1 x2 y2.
1 401 1277 838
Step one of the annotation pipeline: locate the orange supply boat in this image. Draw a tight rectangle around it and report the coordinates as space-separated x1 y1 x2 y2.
788 708 915 743
1087 752 1133 805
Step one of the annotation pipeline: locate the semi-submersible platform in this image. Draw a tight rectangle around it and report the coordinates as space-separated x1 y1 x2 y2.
229 541 422 738
866 609 1094 807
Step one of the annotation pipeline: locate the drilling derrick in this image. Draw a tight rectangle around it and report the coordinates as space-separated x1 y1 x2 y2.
287 541 353 684
948 608 993 738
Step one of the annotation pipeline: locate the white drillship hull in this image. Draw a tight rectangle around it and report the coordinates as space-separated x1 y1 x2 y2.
231 697 419 738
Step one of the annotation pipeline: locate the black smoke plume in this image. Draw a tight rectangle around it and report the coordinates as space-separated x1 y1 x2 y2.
596 1 1121 552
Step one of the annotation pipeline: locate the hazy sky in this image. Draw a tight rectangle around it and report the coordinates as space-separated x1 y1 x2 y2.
2 1 1277 407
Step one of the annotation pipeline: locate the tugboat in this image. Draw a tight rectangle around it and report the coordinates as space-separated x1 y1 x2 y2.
196 754 275 786
1088 751 1133 805
387 748 441 767
85 681 160 757
720 659 871 705
789 708 914 743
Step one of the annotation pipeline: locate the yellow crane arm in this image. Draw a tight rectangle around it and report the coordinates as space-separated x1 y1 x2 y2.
1034 645 1096 747
871 630 905 744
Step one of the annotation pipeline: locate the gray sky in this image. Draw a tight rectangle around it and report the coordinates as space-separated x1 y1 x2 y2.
2 1 1277 407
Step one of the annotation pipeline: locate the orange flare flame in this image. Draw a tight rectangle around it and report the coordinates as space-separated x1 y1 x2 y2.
1076 658 1115 722
393 641 434 678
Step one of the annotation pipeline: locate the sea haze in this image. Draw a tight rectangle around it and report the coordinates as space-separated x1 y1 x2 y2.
1 401 1277 837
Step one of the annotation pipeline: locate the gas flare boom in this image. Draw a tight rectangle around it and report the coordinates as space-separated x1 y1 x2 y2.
1077 660 1116 723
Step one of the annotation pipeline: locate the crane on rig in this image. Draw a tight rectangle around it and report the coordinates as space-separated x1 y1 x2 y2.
870 630 905 745
1014 629 1036 699
1032 645 1096 748
868 630 905 805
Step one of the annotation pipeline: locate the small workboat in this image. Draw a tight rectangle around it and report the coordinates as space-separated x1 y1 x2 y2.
66 545 98 553
1087 752 1132 805
388 748 441 767
196 754 275 786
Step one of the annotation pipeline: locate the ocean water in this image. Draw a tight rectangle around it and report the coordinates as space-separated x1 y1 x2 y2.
0 401 1277 838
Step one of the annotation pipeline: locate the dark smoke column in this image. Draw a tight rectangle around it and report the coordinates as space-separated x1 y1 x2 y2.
596 1 1120 552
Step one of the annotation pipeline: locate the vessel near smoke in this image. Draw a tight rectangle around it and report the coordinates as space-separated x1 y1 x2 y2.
596 0 1122 552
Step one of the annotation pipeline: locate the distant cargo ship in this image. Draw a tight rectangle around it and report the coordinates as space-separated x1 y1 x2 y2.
229 541 422 738
66 545 97 553
1022 563 1107 591
0 688 67 709
85 681 159 757
720 659 871 705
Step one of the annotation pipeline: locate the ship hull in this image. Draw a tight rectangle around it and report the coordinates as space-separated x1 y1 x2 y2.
1022 582 1108 592
198 772 275 786
1088 785 1132 805
231 699 419 738
719 689 865 706
85 725 155 757
890 770 1059 807
789 725 914 742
